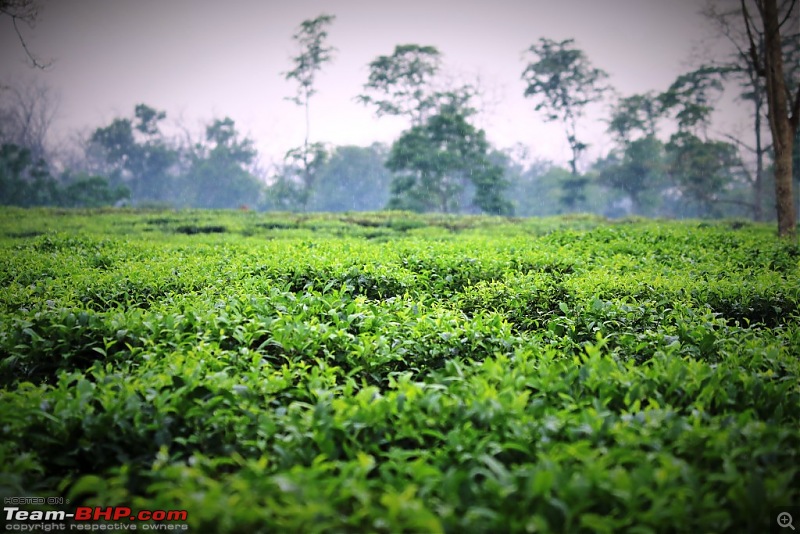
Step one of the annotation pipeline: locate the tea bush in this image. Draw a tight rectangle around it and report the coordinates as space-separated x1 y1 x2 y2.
0 208 798 532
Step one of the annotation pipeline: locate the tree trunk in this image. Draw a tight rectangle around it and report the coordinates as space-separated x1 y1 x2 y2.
629 191 641 217
568 143 579 177
760 0 797 236
439 193 449 213
753 89 765 221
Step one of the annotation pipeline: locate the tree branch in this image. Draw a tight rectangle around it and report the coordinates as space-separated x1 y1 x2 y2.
3 9 50 69
741 0 766 76
778 0 797 28
717 130 758 152
705 1 757 65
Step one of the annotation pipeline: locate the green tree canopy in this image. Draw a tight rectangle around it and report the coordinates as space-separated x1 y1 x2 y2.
658 66 727 136
385 105 511 215
307 144 392 211
607 92 662 144
0 142 56 206
184 117 263 209
284 14 336 111
60 173 129 208
599 135 667 216
89 104 177 204
666 131 741 216
265 142 329 212
358 44 444 125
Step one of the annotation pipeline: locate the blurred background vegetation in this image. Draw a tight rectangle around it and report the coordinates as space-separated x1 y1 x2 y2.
1 1 798 226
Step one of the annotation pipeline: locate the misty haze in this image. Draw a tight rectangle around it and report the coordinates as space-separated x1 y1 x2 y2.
1 0 795 221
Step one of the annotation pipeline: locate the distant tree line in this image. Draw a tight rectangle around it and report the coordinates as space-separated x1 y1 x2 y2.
1 1 798 234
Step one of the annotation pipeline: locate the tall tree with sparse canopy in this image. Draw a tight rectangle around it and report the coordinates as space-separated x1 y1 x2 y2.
283 13 335 210
740 0 799 237
521 38 610 178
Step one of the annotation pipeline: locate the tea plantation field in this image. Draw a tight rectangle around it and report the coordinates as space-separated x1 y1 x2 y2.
1 207 798 532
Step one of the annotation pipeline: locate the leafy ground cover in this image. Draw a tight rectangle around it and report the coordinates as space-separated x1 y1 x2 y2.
0 207 798 532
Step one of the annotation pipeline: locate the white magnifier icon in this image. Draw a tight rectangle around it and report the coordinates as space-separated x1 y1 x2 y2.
778 512 795 530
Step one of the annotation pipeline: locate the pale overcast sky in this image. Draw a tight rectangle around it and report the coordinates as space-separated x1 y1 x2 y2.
1 0 732 168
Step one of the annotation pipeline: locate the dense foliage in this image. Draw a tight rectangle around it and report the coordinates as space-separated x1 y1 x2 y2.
0 143 130 208
386 107 511 214
0 208 798 532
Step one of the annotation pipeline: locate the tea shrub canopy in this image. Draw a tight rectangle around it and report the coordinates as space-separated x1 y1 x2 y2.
1 208 798 533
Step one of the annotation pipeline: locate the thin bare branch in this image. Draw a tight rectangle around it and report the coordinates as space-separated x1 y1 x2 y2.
717 130 758 152
742 0 767 75
778 0 797 27
2 5 51 69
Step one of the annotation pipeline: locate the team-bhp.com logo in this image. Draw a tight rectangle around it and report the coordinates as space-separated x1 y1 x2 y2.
4 504 189 531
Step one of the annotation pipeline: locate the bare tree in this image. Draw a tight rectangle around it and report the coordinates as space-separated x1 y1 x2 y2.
740 0 799 236
702 0 791 221
0 0 50 69
0 80 59 163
